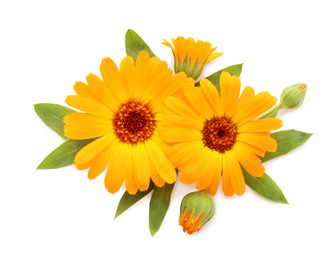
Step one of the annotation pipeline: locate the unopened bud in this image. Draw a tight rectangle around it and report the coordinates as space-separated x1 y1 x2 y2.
280 83 307 109
179 191 215 235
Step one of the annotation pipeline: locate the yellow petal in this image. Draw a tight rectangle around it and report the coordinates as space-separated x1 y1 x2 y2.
179 147 211 184
233 92 277 125
219 72 241 118
165 96 204 122
151 72 193 108
206 169 221 196
73 81 98 100
219 71 232 115
163 114 203 129
65 95 112 118
87 138 118 179
100 57 128 103
149 161 165 188
224 151 245 195
120 56 135 99
199 79 223 117
170 140 204 168
133 143 151 191
183 84 215 119
75 135 114 165
64 113 113 140
233 142 265 177
145 140 176 183
132 51 151 102
206 52 223 64
222 157 234 196
160 127 202 143
125 156 138 195
236 86 255 110
237 133 278 152
86 73 118 112
237 118 283 132
196 150 222 191
104 142 133 193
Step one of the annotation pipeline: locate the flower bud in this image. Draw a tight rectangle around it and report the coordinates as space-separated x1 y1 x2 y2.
163 37 222 80
179 191 215 234
280 83 307 109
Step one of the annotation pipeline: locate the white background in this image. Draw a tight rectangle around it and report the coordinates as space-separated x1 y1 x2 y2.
1 0 332 259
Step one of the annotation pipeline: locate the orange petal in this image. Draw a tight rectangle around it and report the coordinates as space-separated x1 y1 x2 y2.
233 91 277 125
236 86 255 111
104 142 131 193
75 135 114 165
199 79 223 117
165 96 204 122
145 140 176 183
196 150 222 191
100 57 128 103
233 142 265 177
87 138 118 179
183 84 215 120
224 151 245 195
237 133 278 152
65 95 112 118
64 113 113 140
133 143 151 191
237 118 282 132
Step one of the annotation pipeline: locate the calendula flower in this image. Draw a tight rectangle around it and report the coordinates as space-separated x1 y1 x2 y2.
64 51 194 194
179 191 215 235
163 37 223 80
161 71 283 196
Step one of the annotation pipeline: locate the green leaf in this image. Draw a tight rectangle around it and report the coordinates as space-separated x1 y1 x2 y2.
197 64 243 88
34 103 76 139
37 139 93 169
114 183 154 219
149 183 174 236
263 130 312 162
244 170 288 204
244 130 311 203
125 29 155 60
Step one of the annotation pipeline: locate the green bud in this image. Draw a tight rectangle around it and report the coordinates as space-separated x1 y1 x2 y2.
280 83 307 109
179 191 215 234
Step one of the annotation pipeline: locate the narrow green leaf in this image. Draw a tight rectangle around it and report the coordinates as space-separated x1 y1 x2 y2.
244 170 288 204
197 64 243 88
114 183 154 219
263 130 312 162
125 29 155 60
37 139 93 169
149 183 174 236
34 103 76 139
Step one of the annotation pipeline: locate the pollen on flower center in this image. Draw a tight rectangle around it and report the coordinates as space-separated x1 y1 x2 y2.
113 101 156 144
202 117 237 153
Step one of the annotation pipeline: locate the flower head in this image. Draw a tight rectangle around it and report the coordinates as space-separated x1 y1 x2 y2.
179 191 215 235
64 51 194 194
161 72 283 196
163 37 223 80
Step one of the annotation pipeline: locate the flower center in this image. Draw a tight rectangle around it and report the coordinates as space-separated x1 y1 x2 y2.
202 117 237 153
113 101 156 144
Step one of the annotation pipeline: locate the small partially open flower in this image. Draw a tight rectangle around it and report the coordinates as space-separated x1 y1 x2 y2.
179 191 215 234
163 37 223 80
280 83 307 109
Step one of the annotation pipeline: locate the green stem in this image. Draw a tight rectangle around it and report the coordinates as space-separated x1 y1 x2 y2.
259 103 283 119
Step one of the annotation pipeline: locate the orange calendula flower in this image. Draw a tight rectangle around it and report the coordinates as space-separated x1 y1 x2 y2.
163 37 223 80
64 51 194 195
161 71 283 196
